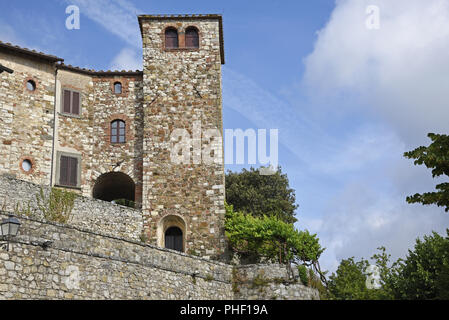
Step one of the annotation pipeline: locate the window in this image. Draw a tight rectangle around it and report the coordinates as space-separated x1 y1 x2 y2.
62 89 81 116
165 28 179 49
21 159 32 172
165 227 183 252
111 120 126 144
114 82 122 94
26 80 36 92
185 27 199 48
59 155 79 187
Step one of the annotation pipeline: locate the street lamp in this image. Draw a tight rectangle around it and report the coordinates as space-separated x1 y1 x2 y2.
0 64 14 74
0 215 21 251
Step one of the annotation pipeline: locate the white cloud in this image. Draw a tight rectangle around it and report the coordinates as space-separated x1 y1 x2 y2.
110 47 142 71
64 0 142 48
303 0 449 145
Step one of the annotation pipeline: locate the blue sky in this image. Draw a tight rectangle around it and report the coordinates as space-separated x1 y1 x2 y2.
2 0 449 273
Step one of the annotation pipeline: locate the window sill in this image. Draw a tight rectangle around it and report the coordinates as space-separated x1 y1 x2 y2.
164 47 200 52
54 184 82 191
58 112 82 119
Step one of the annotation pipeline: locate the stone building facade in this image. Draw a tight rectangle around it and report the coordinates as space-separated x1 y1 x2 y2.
0 14 226 259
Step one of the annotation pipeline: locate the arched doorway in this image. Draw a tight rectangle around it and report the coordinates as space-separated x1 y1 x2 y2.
92 172 135 207
157 215 187 252
165 227 183 252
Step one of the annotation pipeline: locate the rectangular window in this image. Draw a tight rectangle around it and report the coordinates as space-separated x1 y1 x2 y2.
58 154 80 188
62 89 81 116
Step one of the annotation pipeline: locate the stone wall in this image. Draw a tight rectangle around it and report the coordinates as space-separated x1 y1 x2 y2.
233 264 320 300
0 50 55 186
0 175 142 241
0 176 320 300
0 212 233 300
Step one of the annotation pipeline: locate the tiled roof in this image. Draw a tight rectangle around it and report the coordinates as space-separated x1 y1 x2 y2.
57 63 143 76
0 40 64 63
138 14 225 64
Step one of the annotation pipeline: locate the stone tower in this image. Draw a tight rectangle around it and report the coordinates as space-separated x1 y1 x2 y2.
138 15 226 258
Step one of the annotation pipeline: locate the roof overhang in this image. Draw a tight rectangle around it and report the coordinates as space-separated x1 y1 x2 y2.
0 41 64 64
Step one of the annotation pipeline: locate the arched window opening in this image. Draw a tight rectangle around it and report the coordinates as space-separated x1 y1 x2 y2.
165 28 179 49
111 119 126 144
114 82 122 94
185 27 199 48
93 172 136 208
165 227 183 252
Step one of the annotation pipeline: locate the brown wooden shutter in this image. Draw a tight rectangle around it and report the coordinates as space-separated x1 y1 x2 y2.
72 92 80 115
69 157 78 186
63 90 71 113
185 28 199 48
165 29 178 48
60 156 69 185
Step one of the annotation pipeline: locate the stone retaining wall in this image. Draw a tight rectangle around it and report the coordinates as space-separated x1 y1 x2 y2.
233 264 320 300
0 212 233 300
0 175 142 241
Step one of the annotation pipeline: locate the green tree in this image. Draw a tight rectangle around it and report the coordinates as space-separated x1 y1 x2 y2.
225 167 298 223
388 230 449 300
225 203 326 282
404 133 449 211
327 248 394 300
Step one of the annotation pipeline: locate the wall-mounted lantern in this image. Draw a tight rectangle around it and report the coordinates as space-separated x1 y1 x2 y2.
0 64 14 74
0 215 21 251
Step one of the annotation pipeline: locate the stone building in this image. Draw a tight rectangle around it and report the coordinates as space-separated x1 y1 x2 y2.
0 14 226 259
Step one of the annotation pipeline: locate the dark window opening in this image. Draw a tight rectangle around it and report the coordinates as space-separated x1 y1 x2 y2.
165 28 179 48
62 89 81 116
185 27 199 48
93 172 136 207
114 82 122 94
59 155 78 187
165 227 183 252
111 120 126 144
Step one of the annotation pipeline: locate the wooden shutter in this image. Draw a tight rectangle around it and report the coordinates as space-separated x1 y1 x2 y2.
165 29 178 48
69 157 78 186
72 92 80 115
185 28 199 48
59 155 78 187
60 156 69 186
63 90 71 113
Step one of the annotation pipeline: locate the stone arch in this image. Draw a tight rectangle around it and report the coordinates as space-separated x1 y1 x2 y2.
157 214 187 252
92 172 135 206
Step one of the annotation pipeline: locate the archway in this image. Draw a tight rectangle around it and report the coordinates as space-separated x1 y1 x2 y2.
157 215 187 252
92 172 135 207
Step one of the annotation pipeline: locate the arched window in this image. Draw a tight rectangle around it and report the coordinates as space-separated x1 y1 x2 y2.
165 227 183 252
165 28 179 49
111 120 126 144
114 82 122 94
185 27 199 48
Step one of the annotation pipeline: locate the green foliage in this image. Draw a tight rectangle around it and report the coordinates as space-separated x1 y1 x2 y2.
113 198 135 209
388 230 449 300
297 265 308 285
327 249 394 300
225 167 298 223
36 187 77 224
404 133 449 211
225 203 324 266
